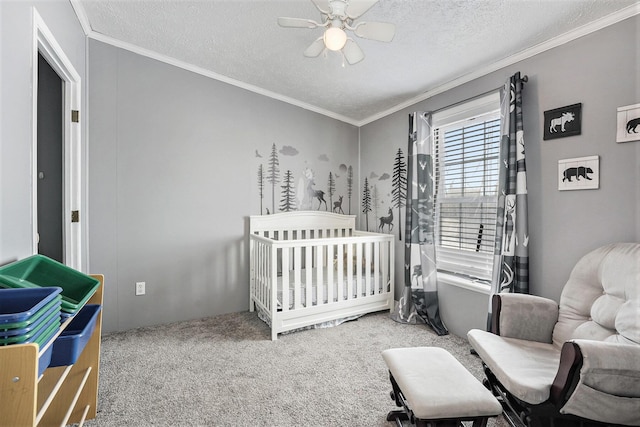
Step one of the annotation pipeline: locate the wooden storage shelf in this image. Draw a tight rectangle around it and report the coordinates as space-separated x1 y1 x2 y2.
0 274 103 427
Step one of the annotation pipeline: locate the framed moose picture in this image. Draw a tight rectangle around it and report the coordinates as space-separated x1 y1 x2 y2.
616 103 640 143
544 103 582 140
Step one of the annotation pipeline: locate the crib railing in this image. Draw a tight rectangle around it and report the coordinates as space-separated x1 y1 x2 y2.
249 232 394 317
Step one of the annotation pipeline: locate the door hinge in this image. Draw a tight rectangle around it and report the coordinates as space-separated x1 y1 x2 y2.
71 210 80 223
71 110 79 123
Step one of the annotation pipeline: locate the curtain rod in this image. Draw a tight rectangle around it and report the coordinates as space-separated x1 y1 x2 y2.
426 73 528 116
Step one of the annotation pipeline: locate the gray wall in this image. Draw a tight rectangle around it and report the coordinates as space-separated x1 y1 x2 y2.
360 15 640 337
0 0 87 265
2 3 637 337
88 40 359 332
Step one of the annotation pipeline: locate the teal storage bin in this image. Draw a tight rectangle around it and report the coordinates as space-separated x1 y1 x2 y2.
0 255 99 314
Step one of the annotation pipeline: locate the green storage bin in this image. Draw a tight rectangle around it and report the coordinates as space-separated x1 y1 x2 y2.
0 255 99 314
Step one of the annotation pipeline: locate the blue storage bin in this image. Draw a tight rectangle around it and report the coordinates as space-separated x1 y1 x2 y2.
60 311 74 322
0 287 62 325
38 337 55 377
0 321 58 376
0 296 61 330
0 309 60 345
34 320 61 348
50 304 101 367
0 300 61 337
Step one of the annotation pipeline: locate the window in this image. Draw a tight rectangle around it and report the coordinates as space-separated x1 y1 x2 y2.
432 93 500 283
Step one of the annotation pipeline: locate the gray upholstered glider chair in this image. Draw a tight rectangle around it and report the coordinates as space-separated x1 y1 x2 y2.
468 243 640 427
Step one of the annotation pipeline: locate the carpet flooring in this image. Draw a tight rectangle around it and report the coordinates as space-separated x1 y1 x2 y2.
85 311 508 426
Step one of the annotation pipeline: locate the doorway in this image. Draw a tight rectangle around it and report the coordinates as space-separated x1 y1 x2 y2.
32 9 83 271
37 53 64 263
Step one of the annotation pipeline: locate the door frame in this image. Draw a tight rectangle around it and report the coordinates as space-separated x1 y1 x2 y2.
31 8 83 270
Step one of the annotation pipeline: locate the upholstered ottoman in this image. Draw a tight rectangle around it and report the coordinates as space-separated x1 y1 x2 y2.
382 347 502 427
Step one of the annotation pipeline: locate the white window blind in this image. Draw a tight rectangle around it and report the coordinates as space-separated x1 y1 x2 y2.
433 96 500 283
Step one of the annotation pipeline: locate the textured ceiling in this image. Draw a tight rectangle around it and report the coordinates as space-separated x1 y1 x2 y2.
74 0 639 125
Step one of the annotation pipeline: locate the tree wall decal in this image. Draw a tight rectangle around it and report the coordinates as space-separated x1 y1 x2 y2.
327 172 335 209
346 165 353 214
392 147 407 240
257 164 265 215
371 184 380 222
362 177 371 231
267 143 280 213
280 169 296 212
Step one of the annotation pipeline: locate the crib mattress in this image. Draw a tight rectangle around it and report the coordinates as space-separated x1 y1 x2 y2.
275 267 387 310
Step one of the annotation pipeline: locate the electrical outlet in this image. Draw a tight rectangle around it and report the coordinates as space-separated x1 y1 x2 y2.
135 281 146 296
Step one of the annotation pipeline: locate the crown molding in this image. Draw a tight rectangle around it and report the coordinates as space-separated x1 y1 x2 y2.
71 1 639 128
355 2 640 127
83 31 360 126
69 0 92 36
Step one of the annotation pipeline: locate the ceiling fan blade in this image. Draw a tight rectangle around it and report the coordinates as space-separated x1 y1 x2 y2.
354 21 395 42
345 0 379 19
278 17 320 29
342 39 365 65
304 38 326 58
310 0 330 15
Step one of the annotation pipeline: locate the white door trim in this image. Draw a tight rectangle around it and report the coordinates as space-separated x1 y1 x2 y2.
32 8 83 270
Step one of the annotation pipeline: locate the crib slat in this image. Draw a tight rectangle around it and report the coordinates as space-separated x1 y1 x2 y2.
282 247 289 312
388 238 394 296
356 243 363 299
347 243 354 300
294 246 302 309
336 244 344 301
270 245 277 314
264 242 269 309
256 242 262 309
316 245 324 306
255 241 261 309
364 241 371 297
374 241 380 295
327 244 334 303
387 240 392 293
267 243 272 311
305 244 313 308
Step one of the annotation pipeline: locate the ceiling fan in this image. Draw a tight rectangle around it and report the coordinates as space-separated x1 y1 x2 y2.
277 0 395 65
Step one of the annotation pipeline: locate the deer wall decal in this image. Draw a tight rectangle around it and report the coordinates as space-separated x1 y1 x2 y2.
379 208 393 232
306 179 327 210
332 195 344 214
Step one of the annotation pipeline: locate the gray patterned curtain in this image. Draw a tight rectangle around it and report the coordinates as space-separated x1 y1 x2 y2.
391 112 448 336
487 72 529 327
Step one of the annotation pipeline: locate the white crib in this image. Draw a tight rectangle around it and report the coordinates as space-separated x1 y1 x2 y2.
249 211 394 340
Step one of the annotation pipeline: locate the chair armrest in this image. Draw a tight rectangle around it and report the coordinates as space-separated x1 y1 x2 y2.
554 340 640 425
491 293 558 343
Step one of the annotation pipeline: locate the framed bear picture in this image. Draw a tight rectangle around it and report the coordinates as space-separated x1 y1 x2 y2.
616 103 640 143
558 156 599 191
544 103 582 140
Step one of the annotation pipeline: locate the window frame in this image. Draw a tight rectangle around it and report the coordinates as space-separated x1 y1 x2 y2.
431 92 501 292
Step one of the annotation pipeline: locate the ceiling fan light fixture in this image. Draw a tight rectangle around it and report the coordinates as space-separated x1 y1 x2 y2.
323 27 347 51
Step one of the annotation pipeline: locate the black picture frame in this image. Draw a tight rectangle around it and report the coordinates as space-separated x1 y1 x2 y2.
543 103 582 140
